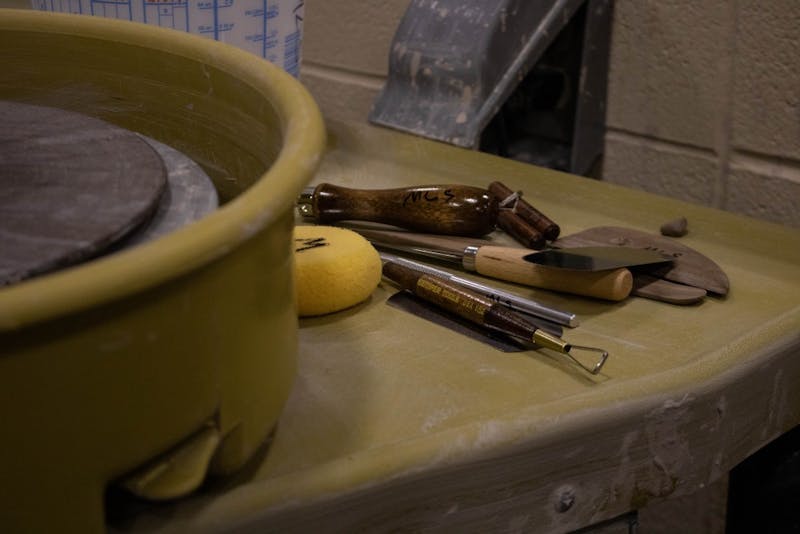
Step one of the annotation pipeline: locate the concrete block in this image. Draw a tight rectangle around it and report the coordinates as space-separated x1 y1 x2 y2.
303 0 410 76
606 2 735 150
603 132 718 206
730 1 800 160
725 157 800 228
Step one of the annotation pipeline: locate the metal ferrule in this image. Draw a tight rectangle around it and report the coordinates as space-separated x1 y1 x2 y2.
296 186 316 218
532 330 570 353
462 245 479 271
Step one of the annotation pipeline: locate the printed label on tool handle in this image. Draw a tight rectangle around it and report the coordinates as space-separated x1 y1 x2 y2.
415 275 490 323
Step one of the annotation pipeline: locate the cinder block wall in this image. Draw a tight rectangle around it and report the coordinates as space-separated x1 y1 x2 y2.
302 0 800 228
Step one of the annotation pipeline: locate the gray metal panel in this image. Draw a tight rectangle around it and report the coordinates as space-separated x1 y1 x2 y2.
369 0 585 148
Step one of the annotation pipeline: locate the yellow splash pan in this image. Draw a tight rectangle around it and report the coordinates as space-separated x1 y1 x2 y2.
0 10 325 532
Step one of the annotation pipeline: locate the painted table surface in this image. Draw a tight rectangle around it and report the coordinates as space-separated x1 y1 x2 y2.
122 121 800 533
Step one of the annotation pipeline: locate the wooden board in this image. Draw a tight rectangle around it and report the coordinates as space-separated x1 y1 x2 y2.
0 101 167 285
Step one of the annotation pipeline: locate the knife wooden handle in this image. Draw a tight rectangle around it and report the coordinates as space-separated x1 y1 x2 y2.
474 246 632 301
299 183 498 237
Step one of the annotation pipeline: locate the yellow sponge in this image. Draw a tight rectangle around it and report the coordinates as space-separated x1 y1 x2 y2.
294 225 382 317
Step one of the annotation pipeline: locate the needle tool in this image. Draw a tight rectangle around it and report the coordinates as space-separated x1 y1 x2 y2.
382 261 609 375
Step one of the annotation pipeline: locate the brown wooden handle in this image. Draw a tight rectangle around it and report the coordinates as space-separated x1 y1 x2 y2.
308 183 498 236
488 181 560 241
474 246 632 301
496 209 546 249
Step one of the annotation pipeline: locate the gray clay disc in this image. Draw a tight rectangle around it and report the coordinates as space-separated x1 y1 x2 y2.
116 135 219 248
0 101 167 286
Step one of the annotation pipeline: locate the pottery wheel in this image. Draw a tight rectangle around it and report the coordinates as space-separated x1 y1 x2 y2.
0 101 167 286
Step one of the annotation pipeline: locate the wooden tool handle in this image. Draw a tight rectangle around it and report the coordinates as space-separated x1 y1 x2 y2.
474 246 632 301
496 209 546 249
488 181 560 240
306 183 498 236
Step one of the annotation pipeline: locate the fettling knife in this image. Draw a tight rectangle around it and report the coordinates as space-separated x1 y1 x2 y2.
356 229 670 301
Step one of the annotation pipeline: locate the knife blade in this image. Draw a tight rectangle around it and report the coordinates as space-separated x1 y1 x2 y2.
523 246 672 271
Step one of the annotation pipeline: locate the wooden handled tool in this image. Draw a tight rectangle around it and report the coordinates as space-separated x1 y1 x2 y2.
469 245 632 301
382 261 609 374
297 183 498 237
496 209 546 249
378 252 579 327
359 229 633 301
489 181 561 242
